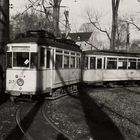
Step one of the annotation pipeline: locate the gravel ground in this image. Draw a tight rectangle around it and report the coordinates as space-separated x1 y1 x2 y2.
46 97 92 140
46 86 140 140
0 86 140 140
87 86 140 139
46 96 123 140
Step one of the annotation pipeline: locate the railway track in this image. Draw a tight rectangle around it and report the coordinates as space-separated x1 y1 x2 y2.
16 104 36 140
87 86 140 137
101 102 140 126
42 101 73 140
123 87 140 95
15 86 140 139
101 104 140 138
15 97 72 140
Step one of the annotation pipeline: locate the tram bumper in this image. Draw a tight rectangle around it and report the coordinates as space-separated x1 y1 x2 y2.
5 90 36 96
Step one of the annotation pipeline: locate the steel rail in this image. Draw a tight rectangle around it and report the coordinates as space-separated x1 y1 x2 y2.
16 107 34 140
42 101 73 140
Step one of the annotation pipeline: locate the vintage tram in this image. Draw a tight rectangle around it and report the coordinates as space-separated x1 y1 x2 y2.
5 30 81 100
82 50 140 86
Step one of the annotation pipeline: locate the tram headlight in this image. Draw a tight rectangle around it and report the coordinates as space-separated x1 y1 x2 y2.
17 78 24 86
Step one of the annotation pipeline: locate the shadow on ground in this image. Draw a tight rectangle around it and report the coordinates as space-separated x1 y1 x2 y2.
78 85 124 140
4 100 44 140
0 92 9 106
57 133 69 140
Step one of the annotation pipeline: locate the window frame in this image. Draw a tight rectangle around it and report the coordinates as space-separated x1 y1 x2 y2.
128 58 137 70
6 52 12 68
118 58 128 70
84 56 89 69
46 49 51 69
40 47 45 68
30 52 38 69
55 49 63 69
70 52 76 69
107 57 117 69
13 52 30 68
97 57 102 69
90 56 96 69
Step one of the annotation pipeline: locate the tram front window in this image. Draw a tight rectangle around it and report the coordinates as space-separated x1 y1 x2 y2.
6 52 12 68
13 52 29 67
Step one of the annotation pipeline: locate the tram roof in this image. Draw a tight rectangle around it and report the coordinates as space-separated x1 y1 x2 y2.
84 50 140 57
9 36 81 52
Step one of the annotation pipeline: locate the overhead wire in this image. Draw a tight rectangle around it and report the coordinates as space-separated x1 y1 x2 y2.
12 0 40 20
11 0 71 33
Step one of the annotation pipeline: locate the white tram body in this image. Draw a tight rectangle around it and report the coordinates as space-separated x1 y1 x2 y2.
82 50 140 84
6 31 81 97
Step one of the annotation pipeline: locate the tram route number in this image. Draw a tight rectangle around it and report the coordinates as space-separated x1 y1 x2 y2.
9 80 16 84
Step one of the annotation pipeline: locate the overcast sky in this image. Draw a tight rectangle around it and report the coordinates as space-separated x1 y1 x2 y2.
10 0 140 38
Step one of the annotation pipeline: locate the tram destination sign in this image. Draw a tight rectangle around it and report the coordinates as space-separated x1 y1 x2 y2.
12 46 30 51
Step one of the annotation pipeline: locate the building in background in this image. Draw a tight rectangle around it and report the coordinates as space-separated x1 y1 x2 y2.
68 32 92 51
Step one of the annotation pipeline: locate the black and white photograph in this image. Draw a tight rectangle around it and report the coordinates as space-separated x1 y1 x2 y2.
0 0 140 139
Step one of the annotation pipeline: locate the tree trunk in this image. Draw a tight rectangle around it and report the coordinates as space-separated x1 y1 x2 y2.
53 0 61 37
0 0 9 51
110 0 120 50
53 6 60 37
111 10 118 50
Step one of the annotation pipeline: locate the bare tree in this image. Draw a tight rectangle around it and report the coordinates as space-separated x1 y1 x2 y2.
86 0 120 50
49 0 62 37
111 0 120 50
86 10 111 43
10 11 51 40
79 22 105 50
116 18 128 50
122 18 140 31
28 0 62 37
28 0 53 25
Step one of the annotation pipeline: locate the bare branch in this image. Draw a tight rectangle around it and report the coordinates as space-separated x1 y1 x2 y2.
85 41 99 50
121 19 140 31
86 10 111 41
89 19 111 41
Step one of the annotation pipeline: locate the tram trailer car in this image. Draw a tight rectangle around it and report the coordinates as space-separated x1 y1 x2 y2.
5 30 81 99
82 50 140 86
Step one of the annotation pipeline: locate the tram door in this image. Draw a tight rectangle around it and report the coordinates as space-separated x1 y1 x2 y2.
46 49 52 89
38 47 52 93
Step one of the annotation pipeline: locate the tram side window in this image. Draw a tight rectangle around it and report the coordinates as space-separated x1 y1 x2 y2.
79 58 81 68
137 60 140 69
70 56 75 68
118 58 127 69
76 57 81 68
107 58 117 69
84 56 88 69
90 57 95 69
40 47 45 67
64 55 69 68
47 50 50 68
13 52 29 67
128 59 136 69
97 58 102 69
6 52 12 68
55 54 62 68
104 57 106 69
31 53 38 68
